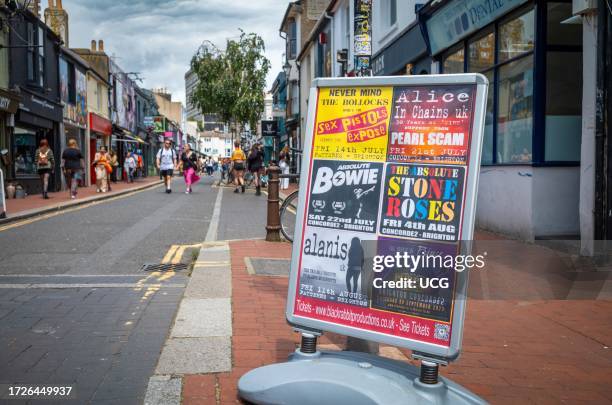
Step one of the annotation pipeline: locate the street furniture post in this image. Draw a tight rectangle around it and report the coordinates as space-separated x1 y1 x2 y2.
265 164 281 242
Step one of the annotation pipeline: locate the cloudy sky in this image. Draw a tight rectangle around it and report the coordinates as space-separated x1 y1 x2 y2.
61 0 288 105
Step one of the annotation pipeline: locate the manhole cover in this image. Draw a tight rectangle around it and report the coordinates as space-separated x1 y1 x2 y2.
141 263 189 272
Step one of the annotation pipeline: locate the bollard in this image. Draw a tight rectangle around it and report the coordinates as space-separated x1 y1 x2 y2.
266 165 282 242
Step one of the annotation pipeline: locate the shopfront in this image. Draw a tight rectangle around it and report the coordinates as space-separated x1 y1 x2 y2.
13 91 63 194
88 112 112 184
0 88 21 179
372 22 431 76
420 0 582 240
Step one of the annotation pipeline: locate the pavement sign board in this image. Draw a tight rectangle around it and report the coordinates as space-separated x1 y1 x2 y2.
286 74 488 360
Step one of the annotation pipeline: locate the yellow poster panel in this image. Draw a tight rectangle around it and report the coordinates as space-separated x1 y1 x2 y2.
313 87 393 162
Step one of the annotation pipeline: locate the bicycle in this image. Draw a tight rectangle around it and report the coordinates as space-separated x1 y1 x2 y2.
279 148 302 242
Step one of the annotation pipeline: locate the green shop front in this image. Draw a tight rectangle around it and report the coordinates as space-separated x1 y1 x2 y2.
420 0 583 240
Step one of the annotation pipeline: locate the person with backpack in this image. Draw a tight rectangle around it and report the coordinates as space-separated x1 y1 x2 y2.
156 140 178 194
34 139 55 199
247 143 264 195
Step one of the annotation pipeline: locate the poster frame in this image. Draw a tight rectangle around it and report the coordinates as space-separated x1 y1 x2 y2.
285 74 488 360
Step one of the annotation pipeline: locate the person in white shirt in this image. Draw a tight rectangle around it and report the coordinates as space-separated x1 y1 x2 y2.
156 140 178 194
124 152 137 183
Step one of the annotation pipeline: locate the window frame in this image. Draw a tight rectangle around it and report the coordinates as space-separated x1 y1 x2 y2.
439 1 579 167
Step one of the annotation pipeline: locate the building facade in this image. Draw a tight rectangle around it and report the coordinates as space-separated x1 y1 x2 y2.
9 9 63 195
0 5 22 185
73 40 113 185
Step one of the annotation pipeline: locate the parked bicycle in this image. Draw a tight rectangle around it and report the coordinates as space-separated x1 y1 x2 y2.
279 148 302 242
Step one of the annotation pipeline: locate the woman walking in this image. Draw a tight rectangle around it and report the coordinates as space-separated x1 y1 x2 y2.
247 143 264 195
124 151 136 183
35 139 54 199
93 146 111 193
109 150 119 183
231 141 246 193
179 144 200 194
61 139 84 199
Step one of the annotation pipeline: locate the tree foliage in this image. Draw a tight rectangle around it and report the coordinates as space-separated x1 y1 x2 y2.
190 31 271 132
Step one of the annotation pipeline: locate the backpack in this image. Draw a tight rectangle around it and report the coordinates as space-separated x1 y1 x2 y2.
158 148 176 164
38 150 49 166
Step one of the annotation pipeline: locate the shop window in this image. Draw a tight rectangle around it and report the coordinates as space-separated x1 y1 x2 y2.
499 9 535 62
443 46 464 74
545 51 582 161
497 56 533 163
547 3 582 46
468 32 495 72
14 128 38 176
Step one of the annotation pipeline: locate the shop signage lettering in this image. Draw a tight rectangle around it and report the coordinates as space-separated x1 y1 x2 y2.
425 0 528 54
286 75 488 359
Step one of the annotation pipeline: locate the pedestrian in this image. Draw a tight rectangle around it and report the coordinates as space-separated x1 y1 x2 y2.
109 150 119 183
205 156 214 176
279 153 289 190
231 141 246 193
179 143 200 194
247 143 264 195
124 151 136 183
61 138 84 199
136 151 144 178
156 140 178 194
34 139 54 199
93 146 112 193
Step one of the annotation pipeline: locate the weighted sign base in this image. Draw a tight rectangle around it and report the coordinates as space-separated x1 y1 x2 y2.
238 349 486 405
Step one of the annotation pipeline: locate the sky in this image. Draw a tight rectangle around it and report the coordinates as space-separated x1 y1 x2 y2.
61 0 288 106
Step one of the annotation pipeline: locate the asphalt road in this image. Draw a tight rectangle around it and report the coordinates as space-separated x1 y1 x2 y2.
0 174 268 404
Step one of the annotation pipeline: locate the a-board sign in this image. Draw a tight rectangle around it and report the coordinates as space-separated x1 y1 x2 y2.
286 75 488 359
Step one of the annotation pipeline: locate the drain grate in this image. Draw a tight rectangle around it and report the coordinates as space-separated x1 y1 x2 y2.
141 263 189 272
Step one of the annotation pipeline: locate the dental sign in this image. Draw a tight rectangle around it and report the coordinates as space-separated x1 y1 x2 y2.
286 75 488 359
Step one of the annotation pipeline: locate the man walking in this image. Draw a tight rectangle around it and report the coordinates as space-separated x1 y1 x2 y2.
157 140 178 194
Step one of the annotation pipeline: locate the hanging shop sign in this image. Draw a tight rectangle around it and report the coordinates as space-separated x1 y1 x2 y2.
261 120 279 137
153 116 166 133
286 74 488 359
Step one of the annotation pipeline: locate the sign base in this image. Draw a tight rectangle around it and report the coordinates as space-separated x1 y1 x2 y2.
238 349 486 405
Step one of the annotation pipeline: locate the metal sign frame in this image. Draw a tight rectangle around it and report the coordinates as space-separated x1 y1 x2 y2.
285 74 488 360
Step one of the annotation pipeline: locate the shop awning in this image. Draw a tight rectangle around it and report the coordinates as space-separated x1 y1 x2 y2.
118 131 148 145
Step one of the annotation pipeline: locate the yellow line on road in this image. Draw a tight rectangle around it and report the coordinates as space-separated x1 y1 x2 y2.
162 245 179 264
171 246 187 264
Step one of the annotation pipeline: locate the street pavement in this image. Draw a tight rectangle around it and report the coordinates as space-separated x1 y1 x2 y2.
0 174 268 404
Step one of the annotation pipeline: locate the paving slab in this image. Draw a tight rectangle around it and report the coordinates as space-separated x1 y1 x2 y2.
184 267 231 299
155 337 232 374
170 298 232 338
143 375 182 405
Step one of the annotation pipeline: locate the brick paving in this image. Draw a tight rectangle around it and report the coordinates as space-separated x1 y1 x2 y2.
182 236 612 405
4 177 160 218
